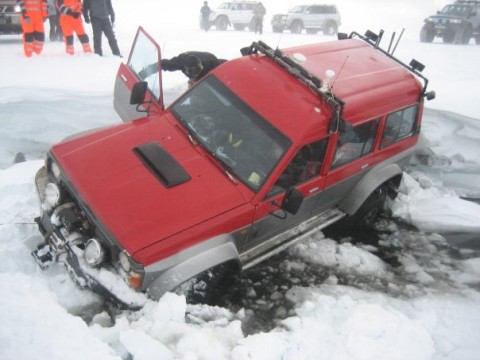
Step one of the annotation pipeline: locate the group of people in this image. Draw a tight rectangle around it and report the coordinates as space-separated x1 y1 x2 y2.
17 0 120 57
17 0 260 89
199 1 266 34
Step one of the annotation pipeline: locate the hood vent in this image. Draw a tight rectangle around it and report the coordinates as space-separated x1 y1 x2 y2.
133 142 191 188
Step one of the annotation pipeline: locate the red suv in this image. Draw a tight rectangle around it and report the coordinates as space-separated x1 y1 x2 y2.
32 28 435 308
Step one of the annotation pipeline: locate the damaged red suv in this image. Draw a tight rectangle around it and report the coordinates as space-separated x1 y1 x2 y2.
32 28 435 308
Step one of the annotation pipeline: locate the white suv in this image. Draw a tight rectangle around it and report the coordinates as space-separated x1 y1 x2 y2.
209 1 259 31
271 4 341 35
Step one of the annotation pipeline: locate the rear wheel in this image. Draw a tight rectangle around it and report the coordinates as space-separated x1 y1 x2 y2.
323 22 338 35
351 186 387 228
420 24 435 43
341 178 401 229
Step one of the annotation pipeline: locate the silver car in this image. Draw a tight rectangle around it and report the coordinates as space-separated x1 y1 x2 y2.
271 4 341 35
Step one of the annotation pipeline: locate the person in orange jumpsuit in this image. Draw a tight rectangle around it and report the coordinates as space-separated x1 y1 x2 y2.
17 0 48 57
56 0 92 55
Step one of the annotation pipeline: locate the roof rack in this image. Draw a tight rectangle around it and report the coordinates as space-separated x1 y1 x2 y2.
346 31 435 100
241 40 345 133
454 0 480 4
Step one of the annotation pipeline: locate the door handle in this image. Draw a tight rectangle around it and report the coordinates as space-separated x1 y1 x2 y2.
361 163 369 170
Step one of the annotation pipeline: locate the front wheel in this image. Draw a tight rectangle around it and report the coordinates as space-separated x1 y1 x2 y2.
420 24 435 43
290 21 303 34
215 16 229 31
174 263 237 304
454 26 472 44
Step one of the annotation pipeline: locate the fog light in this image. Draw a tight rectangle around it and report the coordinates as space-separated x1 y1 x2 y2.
45 183 61 208
85 239 105 266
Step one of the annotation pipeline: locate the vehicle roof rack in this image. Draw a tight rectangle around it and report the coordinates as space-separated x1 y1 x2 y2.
241 40 345 133
454 0 480 4
346 31 435 100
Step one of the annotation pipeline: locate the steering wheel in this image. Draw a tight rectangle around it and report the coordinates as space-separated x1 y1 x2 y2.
189 114 216 138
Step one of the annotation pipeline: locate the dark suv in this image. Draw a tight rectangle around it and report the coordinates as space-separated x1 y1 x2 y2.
420 0 480 44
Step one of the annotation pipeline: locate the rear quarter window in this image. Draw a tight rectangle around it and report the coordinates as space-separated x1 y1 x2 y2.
381 105 418 149
332 119 379 168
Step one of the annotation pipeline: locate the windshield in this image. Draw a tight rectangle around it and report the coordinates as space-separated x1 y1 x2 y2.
440 4 472 16
171 76 291 192
290 6 307 13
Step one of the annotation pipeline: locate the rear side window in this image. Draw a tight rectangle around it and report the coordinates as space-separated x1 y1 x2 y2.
332 119 379 168
381 106 418 148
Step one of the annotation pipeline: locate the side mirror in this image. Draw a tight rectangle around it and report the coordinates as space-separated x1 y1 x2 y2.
130 81 148 105
281 187 304 215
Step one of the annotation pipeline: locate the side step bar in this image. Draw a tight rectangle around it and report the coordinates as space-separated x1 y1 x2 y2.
240 208 345 270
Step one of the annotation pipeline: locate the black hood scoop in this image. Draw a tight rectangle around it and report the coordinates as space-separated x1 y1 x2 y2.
133 142 191 188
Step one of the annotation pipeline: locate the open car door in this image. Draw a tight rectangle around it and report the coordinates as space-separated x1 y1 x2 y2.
114 27 164 122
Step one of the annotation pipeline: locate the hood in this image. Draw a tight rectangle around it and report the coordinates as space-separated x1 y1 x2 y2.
52 115 248 255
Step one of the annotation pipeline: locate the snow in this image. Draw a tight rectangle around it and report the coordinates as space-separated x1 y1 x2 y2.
1 0 480 359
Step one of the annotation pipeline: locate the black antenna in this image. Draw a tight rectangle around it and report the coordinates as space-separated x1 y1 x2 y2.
330 55 349 91
276 2 292 49
388 32 396 53
391 28 404 55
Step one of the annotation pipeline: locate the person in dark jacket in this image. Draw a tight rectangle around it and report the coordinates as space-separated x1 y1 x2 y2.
200 1 211 31
140 51 227 87
47 0 63 41
83 0 121 57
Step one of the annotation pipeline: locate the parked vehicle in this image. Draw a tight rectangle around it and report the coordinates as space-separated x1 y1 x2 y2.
271 4 341 35
0 0 22 34
420 0 480 44
207 0 259 31
32 28 435 308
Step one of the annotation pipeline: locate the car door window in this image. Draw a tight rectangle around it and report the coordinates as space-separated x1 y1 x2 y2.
269 139 328 196
332 119 379 168
128 30 161 100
